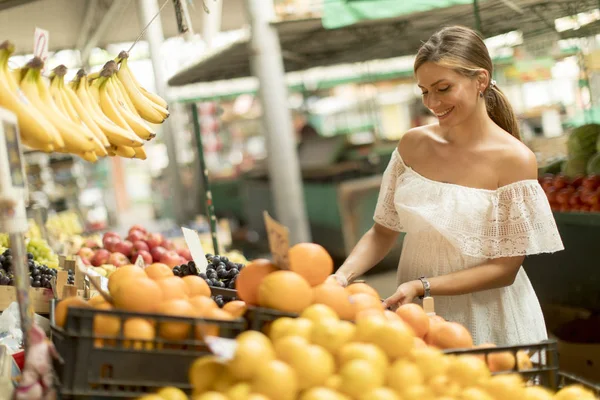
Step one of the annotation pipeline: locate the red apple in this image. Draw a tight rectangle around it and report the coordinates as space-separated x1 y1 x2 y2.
178 256 187 265
556 187 575 205
146 232 164 249
162 239 175 250
160 250 181 268
103 236 120 253
77 247 95 260
150 246 167 262
91 249 111 267
132 249 153 265
109 252 130 268
582 175 600 191
129 224 147 236
103 232 121 241
84 239 100 249
81 257 91 266
114 240 134 257
553 175 568 190
133 240 150 253
177 248 192 261
127 230 147 243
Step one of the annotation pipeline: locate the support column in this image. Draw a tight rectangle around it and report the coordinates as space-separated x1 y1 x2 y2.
136 0 186 224
245 0 311 244
203 0 223 48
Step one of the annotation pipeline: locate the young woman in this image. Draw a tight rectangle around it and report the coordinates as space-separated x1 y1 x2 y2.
330 26 564 345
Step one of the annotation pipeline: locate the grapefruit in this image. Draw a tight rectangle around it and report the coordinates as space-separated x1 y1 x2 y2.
54 297 90 328
258 270 313 313
145 263 173 280
156 276 190 300
156 299 195 340
427 321 473 349
112 277 163 313
236 259 278 305
312 283 355 320
107 264 146 295
345 283 379 298
395 303 430 338
123 318 155 350
288 242 333 286
182 275 211 297
222 300 247 318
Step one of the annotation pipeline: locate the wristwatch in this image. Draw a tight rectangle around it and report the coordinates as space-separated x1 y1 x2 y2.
418 276 431 299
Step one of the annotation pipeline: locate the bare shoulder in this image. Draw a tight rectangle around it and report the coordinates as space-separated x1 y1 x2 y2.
397 124 438 160
497 136 538 185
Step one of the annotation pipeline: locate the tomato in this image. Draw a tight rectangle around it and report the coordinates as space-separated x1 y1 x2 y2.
582 175 600 191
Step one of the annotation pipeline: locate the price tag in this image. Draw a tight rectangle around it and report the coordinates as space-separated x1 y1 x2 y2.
33 28 49 69
205 336 237 361
182 227 209 273
263 211 290 269
135 255 146 269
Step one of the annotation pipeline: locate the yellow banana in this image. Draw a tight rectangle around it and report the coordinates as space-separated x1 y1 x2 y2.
97 76 140 137
112 145 135 158
49 74 71 117
0 46 59 149
21 136 54 153
116 57 168 124
112 75 138 115
20 61 94 153
79 151 98 163
133 146 147 160
72 72 143 148
116 51 168 110
106 77 155 140
63 83 110 148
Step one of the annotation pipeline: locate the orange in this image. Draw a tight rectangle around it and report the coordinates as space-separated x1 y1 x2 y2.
349 293 383 314
288 242 333 286
312 283 355 320
258 270 313 313
197 308 234 338
427 321 473 350
367 319 415 359
222 300 247 318
156 276 190 300
395 303 430 339
413 337 428 349
123 318 155 350
93 302 120 338
447 355 490 387
87 295 106 307
354 308 385 321
251 359 298 400
345 283 379 299
182 275 211 297
107 264 147 295
384 310 402 321
386 359 424 393
236 259 278 305
156 299 195 340
189 296 219 317
476 343 516 372
145 263 173 280
112 277 163 313
55 297 90 328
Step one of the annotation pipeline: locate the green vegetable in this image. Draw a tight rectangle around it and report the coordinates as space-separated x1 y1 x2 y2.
587 153 600 175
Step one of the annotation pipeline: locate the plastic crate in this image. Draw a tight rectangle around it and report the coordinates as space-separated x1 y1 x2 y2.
52 306 246 399
558 371 600 396
245 306 298 332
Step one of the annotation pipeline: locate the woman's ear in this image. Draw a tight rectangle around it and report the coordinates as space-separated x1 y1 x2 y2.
477 69 490 92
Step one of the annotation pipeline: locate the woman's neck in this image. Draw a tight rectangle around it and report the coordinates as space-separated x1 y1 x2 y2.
442 104 493 146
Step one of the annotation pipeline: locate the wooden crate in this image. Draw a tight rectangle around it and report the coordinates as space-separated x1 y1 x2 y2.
0 286 53 314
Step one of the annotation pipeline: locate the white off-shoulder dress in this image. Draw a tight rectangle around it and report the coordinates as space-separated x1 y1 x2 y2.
374 149 564 346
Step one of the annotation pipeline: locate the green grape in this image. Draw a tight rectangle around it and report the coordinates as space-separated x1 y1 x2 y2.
0 233 9 248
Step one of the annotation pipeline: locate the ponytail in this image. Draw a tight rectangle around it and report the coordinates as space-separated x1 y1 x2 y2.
485 85 520 141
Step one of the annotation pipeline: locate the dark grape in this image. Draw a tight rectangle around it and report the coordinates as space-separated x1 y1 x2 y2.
209 278 220 286
208 271 218 280
31 280 41 288
205 278 212 286
188 262 198 276
216 281 225 288
27 253 33 260
172 266 181 276
228 279 236 289
199 272 207 279
228 268 239 279
205 253 213 260
215 298 224 307
220 256 229 264
217 269 228 279
180 265 189 276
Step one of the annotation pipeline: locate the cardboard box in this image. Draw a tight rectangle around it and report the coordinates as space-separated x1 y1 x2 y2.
0 286 53 314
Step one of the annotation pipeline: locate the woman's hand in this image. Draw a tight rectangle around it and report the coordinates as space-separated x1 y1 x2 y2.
382 280 422 310
325 274 348 287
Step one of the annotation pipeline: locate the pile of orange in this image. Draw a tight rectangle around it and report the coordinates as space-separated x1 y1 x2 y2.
54 263 247 347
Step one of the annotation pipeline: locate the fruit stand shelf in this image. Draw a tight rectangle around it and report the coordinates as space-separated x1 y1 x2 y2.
553 212 600 227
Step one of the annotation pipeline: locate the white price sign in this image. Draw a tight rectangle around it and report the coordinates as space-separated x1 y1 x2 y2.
33 28 49 68
182 227 209 273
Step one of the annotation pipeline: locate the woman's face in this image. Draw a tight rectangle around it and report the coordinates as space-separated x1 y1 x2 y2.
416 62 482 128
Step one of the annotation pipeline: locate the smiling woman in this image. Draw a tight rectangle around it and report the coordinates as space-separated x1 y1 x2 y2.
328 26 565 346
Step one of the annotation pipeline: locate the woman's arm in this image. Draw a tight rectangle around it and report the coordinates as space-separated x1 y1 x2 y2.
332 223 400 284
382 256 523 308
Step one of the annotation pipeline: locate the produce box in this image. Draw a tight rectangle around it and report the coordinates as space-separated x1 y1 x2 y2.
543 304 600 382
51 305 246 398
245 306 298 332
0 286 53 313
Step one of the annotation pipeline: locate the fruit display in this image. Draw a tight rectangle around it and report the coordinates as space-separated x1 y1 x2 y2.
540 174 600 213
0 41 168 161
196 254 244 290
0 248 65 288
0 234 59 269
54 263 247 344
563 124 600 177
45 211 84 238
181 301 595 400
76 225 192 270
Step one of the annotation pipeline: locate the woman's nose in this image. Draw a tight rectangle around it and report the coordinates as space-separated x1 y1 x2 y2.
424 93 441 109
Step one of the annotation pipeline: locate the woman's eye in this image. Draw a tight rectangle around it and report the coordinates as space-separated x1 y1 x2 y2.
421 92 428 96
438 86 450 92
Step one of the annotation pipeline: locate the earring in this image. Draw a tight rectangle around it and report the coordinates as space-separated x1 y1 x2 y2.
479 91 484 98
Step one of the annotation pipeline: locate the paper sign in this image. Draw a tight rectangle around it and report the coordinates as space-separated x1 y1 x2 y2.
263 211 290 269
33 28 49 70
182 227 209 273
135 255 146 269
205 336 238 361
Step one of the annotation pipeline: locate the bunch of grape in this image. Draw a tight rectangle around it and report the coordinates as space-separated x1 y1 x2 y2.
0 249 58 289
27 238 59 269
202 254 243 289
172 261 200 278
212 294 235 308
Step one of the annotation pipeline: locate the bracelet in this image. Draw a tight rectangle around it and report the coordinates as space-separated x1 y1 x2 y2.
418 276 431 299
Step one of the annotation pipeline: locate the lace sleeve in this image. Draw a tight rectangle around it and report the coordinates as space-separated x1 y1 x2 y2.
373 150 405 232
439 181 565 259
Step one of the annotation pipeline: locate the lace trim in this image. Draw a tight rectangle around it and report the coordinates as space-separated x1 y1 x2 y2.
373 150 405 232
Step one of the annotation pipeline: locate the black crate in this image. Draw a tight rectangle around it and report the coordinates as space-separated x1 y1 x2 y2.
244 306 298 332
52 306 246 399
558 371 600 395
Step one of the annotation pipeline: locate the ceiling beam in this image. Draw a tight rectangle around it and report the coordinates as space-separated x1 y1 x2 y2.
79 0 130 65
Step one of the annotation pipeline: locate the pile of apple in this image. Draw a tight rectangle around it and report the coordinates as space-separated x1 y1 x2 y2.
77 225 192 275
540 174 600 213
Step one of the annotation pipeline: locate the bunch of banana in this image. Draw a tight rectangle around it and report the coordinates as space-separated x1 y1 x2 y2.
0 41 63 152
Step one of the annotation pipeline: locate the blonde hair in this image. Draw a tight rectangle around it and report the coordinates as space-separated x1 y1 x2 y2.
414 26 520 140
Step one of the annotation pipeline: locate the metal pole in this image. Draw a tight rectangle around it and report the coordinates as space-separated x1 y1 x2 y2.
203 0 222 48
136 0 186 224
473 0 482 33
245 0 311 244
190 104 220 254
